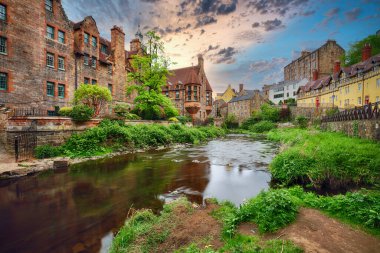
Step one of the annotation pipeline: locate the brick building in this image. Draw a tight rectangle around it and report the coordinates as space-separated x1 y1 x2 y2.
284 40 345 82
0 0 141 113
163 55 213 122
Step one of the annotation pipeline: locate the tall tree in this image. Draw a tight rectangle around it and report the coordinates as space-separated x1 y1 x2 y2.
341 34 380 66
127 31 178 120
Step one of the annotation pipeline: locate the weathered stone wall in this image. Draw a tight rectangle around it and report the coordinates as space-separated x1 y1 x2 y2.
321 119 380 141
289 106 330 119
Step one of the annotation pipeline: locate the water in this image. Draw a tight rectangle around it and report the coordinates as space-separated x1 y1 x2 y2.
0 135 277 253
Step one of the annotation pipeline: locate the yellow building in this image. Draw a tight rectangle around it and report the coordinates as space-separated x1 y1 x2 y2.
297 48 380 109
215 84 237 103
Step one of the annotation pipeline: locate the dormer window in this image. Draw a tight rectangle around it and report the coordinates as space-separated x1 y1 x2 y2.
45 0 53 12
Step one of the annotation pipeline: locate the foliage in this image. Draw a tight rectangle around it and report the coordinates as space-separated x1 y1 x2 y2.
125 113 141 120
326 107 339 117
113 103 130 117
176 116 192 125
207 117 214 126
58 107 73 117
223 114 239 129
169 117 179 122
249 120 276 133
267 129 380 189
127 31 178 120
70 105 94 121
260 103 280 122
34 145 62 159
341 34 380 66
279 108 291 121
74 84 112 116
240 113 261 130
295 116 308 129
284 98 297 106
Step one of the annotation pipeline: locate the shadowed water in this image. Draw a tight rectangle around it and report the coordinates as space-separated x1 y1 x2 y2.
0 135 276 253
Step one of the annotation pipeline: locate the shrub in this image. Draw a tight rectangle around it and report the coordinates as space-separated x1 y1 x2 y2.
295 115 308 129
74 84 112 116
176 116 192 125
224 114 239 129
168 117 179 122
249 120 276 133
326 107 339 117
240 113 261 130
125 113 141 120
70 105 94 121
58 107 73 117
113 103 130 117
35 145 62 159
260 103 280 122
279 108 291 121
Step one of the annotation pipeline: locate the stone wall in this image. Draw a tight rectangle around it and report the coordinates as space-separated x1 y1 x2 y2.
290 106 330 119
321 119 380 141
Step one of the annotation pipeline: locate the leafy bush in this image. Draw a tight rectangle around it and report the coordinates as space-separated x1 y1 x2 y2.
260 103 280 122
223 114 239 129
35 145 62 159
295 115 308 129
113 103 130 117
326 107 339 116
279 108 291 121
70 105 94 121
176 116 192 125
240 113 261 130
168 117 179 122
249 120 276 133
74 84 112 116
58 107 73 117
125 113 141 120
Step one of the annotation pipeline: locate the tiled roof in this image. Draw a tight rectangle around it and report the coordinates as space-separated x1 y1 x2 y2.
229 90 255 102
167 66 202 86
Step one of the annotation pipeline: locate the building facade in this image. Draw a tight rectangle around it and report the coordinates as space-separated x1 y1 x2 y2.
227 85 267 123
215 84 236 103
163 55 213 122
284 40 345 81
0 0 141 113
297 45 380 109
268 79 308 105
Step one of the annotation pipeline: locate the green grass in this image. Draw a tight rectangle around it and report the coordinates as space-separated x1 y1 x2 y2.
267 128 380 190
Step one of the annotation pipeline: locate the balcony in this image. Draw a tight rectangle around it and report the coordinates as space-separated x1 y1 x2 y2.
205 105 212 115
184 101 201 115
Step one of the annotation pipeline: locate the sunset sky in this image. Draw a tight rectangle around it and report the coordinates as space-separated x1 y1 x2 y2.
63 0 380 93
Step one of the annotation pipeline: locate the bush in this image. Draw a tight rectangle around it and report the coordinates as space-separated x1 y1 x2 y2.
240 113 261 130
326 107 339 116
249 120 276 133
168 117 179 122
74 84 112 116
223 114 239 129
295 115 308 129
176 116 192 125
125 113 141 120
70 105 94 121
58 107 73 117
35 145 62 159
113 103 130 117
279 108 291 121
260 103 280 122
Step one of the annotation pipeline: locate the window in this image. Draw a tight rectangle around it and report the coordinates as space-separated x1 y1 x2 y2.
187 86 191 101
193 86 198 101
84 54 89 65
0 72 7 91
175 91 180 99
47 26 55 39
108 84 113 94
358 97 362 105
108 64 112 74
101 44 108 54
92 36 97 48
376 96 379 102
165 91 169 97
45 0 53 12
345 86 350 94
92 57 97 68
358 83 362 91
58 30 65 43
287 92 289 97
274 94 284 98
92 79 97 85
0 37 6 54
58 84 65 98
46 53 55 68
84 33 89 44
206 92 210 105
58 56 65 70
47 82 54 96
0 4 6 21
377 79 380 88
84 77 90 84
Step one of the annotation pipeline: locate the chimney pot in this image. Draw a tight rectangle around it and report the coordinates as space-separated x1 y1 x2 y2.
239 84 244 92
334 61 341 74
312 69 318 81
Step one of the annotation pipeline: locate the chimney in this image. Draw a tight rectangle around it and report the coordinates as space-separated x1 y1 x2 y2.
239 84 244 92
312 69 318 81
197 54 204 69
362 43 372 61
301 50 310 57
130 38 141 52
111 26 126 100
333 61 341 74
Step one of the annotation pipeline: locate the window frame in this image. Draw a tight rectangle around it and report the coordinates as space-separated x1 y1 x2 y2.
46 25 55 40
92 79 97 85
84 77 90 84
91 36 97 48
46 81 55 97
58 30 65 44
0 72 7 91
91 57 97 68
84 54 89 66
108 84 113 94
45 0 53 12
46 52 55 68
58 56 65 71
0 4 6 22
101 44 108 54
0 36 7 54
58 84 65 98
84 33 89 44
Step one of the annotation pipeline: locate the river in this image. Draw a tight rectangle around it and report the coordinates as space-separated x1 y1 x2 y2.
0 135 277 253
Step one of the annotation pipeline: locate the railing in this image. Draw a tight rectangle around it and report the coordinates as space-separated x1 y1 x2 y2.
9 108 58 118
322 102 380 122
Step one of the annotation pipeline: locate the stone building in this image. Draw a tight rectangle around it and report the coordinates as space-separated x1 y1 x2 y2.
284 40 345 81
0 0 141 113
267 79 308 105
215 84 236 103
227 84 267 124
297 44 380 109
163 55 213 122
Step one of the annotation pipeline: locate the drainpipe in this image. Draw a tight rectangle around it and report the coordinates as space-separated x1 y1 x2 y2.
362 74 365 106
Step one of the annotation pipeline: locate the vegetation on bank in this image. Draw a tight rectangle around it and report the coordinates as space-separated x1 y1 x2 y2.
267 128 380 190
34 120 225 158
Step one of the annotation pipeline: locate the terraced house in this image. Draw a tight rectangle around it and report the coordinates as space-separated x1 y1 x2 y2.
0 0 142 113
297 44 380 109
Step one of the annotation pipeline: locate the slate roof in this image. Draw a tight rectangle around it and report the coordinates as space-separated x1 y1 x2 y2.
229 90 255 103
166 66 213 92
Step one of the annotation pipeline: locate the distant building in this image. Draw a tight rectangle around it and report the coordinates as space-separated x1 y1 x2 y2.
268 79 308 105
163 55 213 123
284 40 345 81
215 84 237 103
228 84 267 123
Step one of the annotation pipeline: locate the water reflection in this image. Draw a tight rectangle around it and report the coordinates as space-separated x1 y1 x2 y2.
0 135 276 253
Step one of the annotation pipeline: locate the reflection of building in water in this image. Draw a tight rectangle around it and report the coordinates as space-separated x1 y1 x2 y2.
162 158 210 203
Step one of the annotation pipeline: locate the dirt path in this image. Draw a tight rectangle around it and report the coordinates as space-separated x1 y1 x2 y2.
239 208 380 253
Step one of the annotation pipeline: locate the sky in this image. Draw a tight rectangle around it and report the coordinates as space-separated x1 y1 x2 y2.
62 0 380 93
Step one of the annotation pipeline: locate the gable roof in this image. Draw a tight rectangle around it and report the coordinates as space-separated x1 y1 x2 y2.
229 90 255 103
167 66 201 86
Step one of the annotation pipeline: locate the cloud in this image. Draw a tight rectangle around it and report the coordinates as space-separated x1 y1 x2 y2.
208 47 238 64
249 58 288 73
345 8 361 21
300 10 315 16
247 0 309 16
194 0 238 15
252 22 260 28
315 7 340 28
262 18 284 31
195 15 217 28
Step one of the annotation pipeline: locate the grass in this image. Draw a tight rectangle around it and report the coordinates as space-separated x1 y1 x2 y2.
35 119 226 158
267 128 380 190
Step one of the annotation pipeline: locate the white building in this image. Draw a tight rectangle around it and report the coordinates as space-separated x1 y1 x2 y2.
268 79 308 104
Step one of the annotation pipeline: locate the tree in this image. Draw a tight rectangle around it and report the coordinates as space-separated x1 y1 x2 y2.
127 31 179 120
341 34 380 66
74 84 112 116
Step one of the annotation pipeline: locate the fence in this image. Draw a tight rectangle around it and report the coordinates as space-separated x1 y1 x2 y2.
322 102 380 122
14 132 37 162
9 108 58 118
